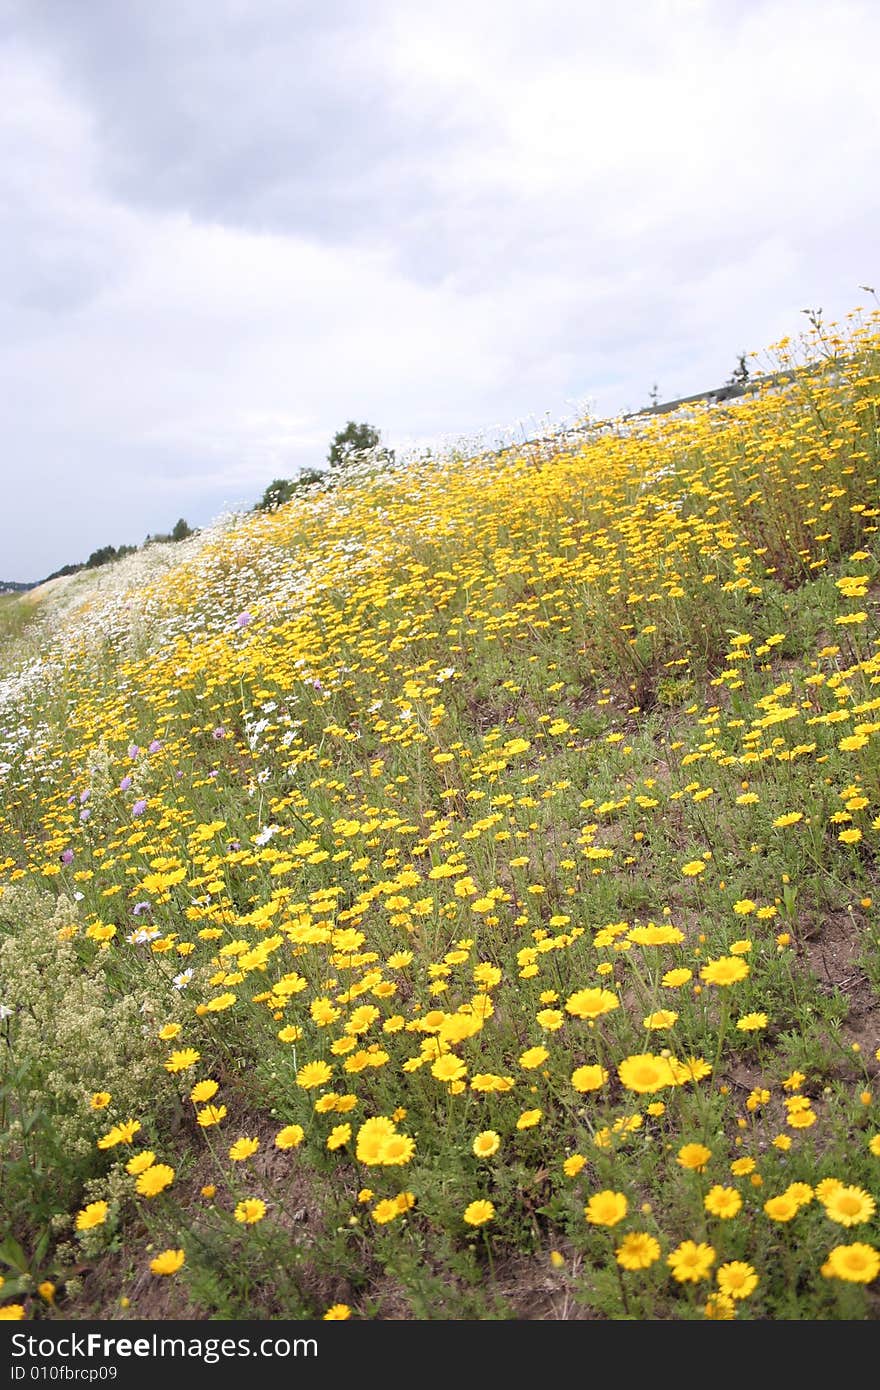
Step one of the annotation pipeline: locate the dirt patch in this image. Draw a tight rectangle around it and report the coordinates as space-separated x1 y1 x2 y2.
801 909 880 1066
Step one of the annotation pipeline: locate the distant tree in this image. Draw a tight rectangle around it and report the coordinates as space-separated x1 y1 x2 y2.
256 478 297 512
327 421 394 471
727 352 750 389
86 544 119 569
293 467 326 491
171 518 193 541
44 562 84 581
649 384 660 408
255 469 327 512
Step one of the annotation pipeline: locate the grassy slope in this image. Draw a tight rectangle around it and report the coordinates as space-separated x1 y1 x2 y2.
1 310 879 1322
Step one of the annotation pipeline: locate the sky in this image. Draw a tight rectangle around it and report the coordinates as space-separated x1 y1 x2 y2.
1 0 878 583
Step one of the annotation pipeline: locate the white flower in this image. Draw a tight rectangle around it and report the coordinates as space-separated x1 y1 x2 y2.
173 969 194 990
127 927 160 945
0 1002 13 1021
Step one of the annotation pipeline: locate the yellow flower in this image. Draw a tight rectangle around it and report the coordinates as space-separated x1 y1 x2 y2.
784 1182 814 1209
821 1243 880 1284
229 1137 260 1162
97 1119 141 1149
681 860 706 876
150 1249 185 1276
699 956 749 986
273 1124 305 1151
164 1048 200 1073
772 812 803 828
618 1053 675 1093
564 987 619 1020
463 1199 495 1226
326 1124 352 1151
615 1232 661 1270
677 1143 712 1172
703 1294 736 1319
764 1193 799 1222
519 1046 549 1069
431 1054 467 1083
472 1130 501 1158
296 1060 333 1089
716 1261 758 1299
323 1304 351 1320
89 1092 112 1110
820 1185 876 1227
125 1150 156 1176
730 1157 756 1176
571 1064 608 1093
355 1115 397 1164
736 1012 768 1032
516 1109 542 1130
196 1104 227 1127
787 1106 816 1129
190 1079 219 1103
584 1190 628 1227
563 1154 586 1178
661 968 692 988
135 1163 174 1197
0 1305 26 1320
643 1010 678 1029
667 1241 715 1283
372 1199 401 1224
377 1132 415 1165
234 1198 267 1224
75 1200 109 1231
703 1185 743 1219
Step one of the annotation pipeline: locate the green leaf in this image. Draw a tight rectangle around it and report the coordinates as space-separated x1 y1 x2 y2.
0 1234 29 1273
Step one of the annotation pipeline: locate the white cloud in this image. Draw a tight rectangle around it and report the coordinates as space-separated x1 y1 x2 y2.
1 0 878 580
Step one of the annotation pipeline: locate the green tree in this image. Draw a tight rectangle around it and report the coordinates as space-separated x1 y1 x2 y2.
171 518 194 541
256 478 296 511
327 421 394 471
727 352 750 389
292 467 326 491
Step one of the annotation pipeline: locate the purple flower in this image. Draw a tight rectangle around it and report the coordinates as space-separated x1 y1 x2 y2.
132 901 152 916
80 788 91 803
148 739 162 753
128 744 140 760
237 611 252 628
119 775 133 792
131 799 148 818
212 726 226 740
79 809 91 822
60 849 74 865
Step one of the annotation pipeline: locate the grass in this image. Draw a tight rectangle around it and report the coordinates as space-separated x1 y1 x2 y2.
0 305 879 1322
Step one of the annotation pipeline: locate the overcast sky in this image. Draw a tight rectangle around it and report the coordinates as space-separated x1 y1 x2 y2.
1 0 878 583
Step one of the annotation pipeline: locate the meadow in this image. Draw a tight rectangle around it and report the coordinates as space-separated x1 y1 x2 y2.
1 306 879 1322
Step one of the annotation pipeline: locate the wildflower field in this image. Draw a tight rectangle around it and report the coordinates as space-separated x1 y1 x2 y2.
2 310 880 1322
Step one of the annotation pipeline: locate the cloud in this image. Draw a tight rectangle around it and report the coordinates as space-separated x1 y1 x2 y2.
1 0 878 580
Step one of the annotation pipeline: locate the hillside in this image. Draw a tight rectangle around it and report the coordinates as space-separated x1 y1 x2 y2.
1 309 879 1323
